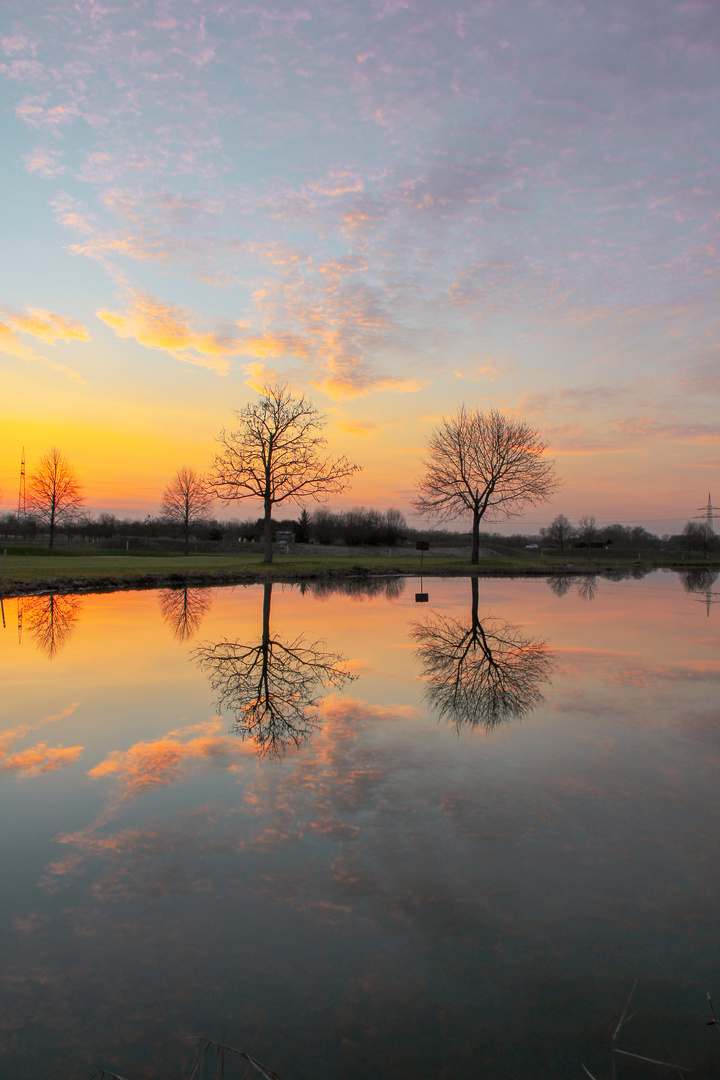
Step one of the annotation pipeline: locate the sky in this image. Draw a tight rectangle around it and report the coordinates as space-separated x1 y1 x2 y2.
1 0 719 533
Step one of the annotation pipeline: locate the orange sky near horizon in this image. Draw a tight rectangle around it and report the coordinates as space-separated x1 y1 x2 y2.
1 0 719 535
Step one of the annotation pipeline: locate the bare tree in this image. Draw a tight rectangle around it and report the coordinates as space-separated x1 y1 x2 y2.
414 406 559 565
26 447 84 548
682 520 718 554
209 384 361 564
161 466 213 552
577 514 598 547
542 513 576 552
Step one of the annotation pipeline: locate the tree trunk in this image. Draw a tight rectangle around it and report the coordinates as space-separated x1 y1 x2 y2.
48 505 55 549
262 580 272 641
471 575 479 634
263 499 273 564
471 507 480 565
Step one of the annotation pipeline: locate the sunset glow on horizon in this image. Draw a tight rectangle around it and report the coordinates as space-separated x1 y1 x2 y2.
2 0 719 534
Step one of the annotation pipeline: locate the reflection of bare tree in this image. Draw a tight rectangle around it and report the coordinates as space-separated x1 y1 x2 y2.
547 575 575 598
24 593 83 658
576 575 597 602
306 577 405 602
412 578 555 731
680 568 719 595
194 583 355 758
547 574 597 601
159 586 212 641
680 567 720 617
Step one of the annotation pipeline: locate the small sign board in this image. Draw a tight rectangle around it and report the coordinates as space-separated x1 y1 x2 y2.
415 541 430 551
276 532 292 544
415 592 429 603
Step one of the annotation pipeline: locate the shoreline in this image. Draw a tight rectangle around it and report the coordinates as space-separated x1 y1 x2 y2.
1 557 716 599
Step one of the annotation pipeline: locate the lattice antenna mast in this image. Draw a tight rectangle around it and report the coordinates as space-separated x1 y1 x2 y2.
695 493 714 532
17 447 26 520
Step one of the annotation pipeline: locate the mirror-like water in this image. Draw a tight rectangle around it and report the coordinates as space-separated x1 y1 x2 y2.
1 571 719 1078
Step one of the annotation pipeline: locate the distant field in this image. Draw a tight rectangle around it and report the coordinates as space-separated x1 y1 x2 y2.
0 543 716 596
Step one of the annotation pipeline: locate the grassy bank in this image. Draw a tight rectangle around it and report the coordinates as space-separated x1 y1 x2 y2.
1 543 718 598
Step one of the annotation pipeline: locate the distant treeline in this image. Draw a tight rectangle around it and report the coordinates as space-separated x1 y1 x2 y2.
0 507 717 554
0 506 408 549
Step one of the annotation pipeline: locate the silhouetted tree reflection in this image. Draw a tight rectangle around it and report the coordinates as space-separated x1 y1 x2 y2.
547 567 652 602
24 593 83 658
305 577 405 602
576 575 597 602
680 568 719 595
680 568 719 617
194 582 355 757
547 575 575 599
159 586 212 641
412 578 555 732
547 574 597 601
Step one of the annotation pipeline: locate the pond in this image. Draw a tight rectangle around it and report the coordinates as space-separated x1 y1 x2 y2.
1 570 719 1079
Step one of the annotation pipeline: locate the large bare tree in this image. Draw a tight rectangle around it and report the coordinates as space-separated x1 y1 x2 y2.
210 384 360 563
26 447 84 548
161 466 213 552
414 407 559 564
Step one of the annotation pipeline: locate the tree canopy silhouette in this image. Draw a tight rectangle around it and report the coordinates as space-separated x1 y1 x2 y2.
161 466 213 552
209 384 360 563
194 582 355 757
412 578 555 731
414 407 559 564
26 447 84 548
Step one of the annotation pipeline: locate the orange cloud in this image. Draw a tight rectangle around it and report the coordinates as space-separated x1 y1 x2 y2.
332 418 380 436
0 743 83 777
3 306 90 343
311 366 426 401
0 320 34 359
87 719 253 798
0 701 81 760
308 173 363 198
320 694 418 724
241 332 311 359
243 360 284 391
96 291 236 374
341 199 388 231
0 307 87 382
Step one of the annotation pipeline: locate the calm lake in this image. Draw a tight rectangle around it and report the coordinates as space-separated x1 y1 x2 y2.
1 571 719 1078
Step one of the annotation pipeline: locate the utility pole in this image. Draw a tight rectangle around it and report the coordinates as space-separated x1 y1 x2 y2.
17 447 26 520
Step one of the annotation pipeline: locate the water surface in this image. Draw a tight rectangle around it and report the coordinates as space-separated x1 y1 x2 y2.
1 571 719 1078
